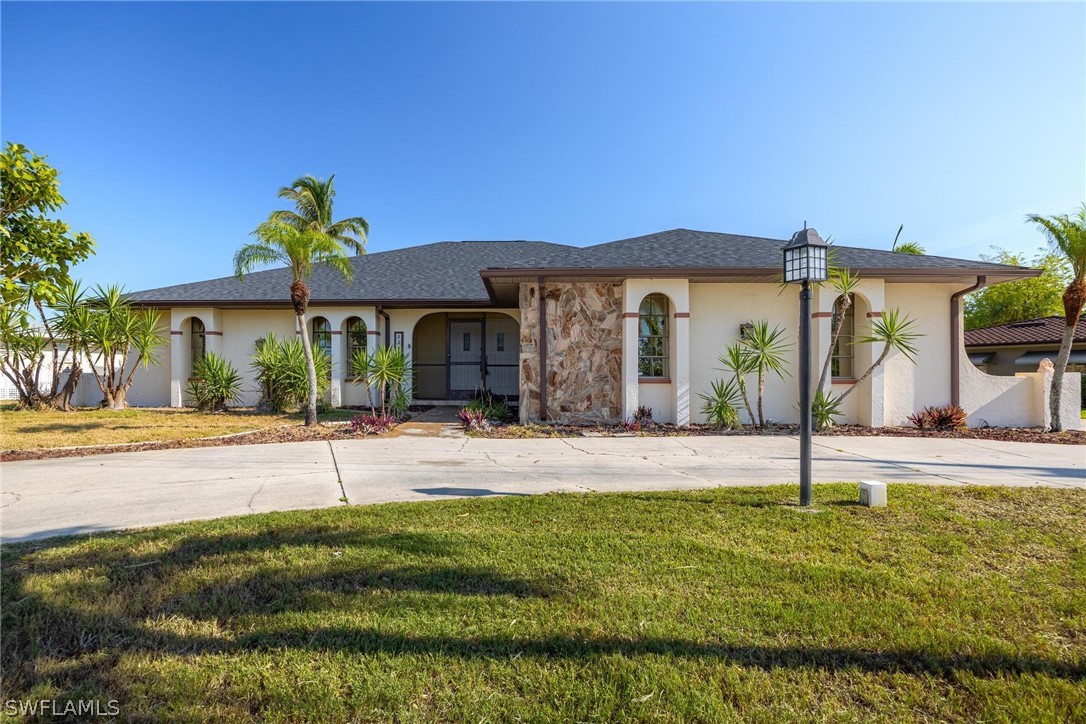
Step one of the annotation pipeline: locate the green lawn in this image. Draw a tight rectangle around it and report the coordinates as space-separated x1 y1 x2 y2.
0 406 356 450
2 485 1083 722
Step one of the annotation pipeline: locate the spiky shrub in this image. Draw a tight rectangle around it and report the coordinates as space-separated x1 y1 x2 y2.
700 378 743 429
811 390 844 432
907 409 929 430
909 404 967 431
349 347 413 417
251 333 330 413
458 408 488 430
633 405 654 427
464 390 512 423
187 352 243 412
349 414 396 435
620 418 642 432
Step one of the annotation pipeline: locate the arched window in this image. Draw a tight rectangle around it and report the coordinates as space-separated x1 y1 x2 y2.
311 317 332 359
832 294 855 379
346 317 367 375
190 318 206 371
638 294 670 379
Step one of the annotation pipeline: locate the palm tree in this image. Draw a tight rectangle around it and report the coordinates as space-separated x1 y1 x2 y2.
234 220 352 425
892 224 926 255
270 174 369 255
1026 204 1086 432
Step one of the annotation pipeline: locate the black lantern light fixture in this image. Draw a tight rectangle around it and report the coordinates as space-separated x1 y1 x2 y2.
783 225 828 507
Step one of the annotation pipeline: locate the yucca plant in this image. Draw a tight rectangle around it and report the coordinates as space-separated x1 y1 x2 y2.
810 389 844 431
837 308 921 403
349 346 409 416
816 267 860 392
741 320 791 428
72 283 166 410
187 352 243 412
717 342 756 426
699 378 743 430
251 333 330 413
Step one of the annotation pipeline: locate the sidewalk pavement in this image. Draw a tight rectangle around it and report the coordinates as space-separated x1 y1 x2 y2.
2 434 1082 543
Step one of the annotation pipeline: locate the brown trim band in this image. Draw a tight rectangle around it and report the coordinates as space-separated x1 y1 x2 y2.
866 311 883 318
811 312 833 319
330 330 342 335
170 330 183 335
367 330 381 335
622 312 639 318
204 330 223 336
674 312 690 319
639 378 672 384
480 266 1038 282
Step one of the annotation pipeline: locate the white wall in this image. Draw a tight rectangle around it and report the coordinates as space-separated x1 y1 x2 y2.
689 283 802 425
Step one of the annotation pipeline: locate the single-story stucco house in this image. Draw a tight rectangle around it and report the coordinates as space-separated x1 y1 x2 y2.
124 228 1081 429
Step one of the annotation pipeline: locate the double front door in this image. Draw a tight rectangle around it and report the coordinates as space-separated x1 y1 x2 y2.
448 317 519 399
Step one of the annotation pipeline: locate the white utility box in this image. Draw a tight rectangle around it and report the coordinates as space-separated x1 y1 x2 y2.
859 480 887 507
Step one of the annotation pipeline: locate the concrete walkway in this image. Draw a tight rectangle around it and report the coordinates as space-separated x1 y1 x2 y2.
2 435 1082 543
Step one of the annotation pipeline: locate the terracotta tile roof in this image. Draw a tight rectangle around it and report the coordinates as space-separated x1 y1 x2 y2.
965 316 1086 347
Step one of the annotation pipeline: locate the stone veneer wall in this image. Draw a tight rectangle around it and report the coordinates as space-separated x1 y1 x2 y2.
519 282 623 423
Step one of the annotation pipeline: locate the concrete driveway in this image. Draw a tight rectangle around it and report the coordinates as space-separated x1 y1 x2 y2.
2 434 1082 543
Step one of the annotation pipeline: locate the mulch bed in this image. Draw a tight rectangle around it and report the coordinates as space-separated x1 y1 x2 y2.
475 422 1086 445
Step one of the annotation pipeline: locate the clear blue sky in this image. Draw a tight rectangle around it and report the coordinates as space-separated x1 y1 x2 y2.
3 1 1084 291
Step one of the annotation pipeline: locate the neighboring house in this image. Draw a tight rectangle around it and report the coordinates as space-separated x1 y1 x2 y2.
966 316 1086 378
125 228 1081 429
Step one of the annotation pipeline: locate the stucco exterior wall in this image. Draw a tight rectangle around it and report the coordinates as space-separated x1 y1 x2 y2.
881 283 958 425
688 283 803 425
519 282 623 423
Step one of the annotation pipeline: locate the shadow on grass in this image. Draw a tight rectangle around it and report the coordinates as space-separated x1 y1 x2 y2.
2 512 1083 711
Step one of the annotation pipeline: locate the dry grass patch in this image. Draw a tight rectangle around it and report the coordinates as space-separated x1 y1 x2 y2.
0 406 356 451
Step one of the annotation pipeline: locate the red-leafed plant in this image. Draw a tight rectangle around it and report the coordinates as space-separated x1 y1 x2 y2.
458 408 488 430
349 414 396 435
908 404 967 431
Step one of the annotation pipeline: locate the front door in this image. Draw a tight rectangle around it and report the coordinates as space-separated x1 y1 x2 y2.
448 320 483 399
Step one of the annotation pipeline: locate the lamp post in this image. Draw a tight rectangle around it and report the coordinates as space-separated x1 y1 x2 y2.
783 226 829 507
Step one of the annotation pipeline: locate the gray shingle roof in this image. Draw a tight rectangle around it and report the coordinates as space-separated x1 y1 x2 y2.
130 228 1029 306
130 241 578 305
490 229 1026 272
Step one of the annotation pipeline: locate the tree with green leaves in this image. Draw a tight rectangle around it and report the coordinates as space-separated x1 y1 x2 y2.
1025 204 1086 432
0 143 96 408
1 143 95 303
964 248 1070 330
69 284 168 410
235 220 352 425
270 175 369 255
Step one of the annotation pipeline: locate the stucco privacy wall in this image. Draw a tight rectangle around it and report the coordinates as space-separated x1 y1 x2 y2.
519 282 623 423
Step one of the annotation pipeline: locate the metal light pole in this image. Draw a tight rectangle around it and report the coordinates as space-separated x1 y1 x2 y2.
783 227 829 507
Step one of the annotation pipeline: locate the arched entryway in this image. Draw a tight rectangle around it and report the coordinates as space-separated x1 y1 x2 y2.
412 313 520 400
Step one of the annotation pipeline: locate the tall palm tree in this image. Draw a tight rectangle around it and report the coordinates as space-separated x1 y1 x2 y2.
892 224 926 255
270 174 369 255
1026 204 1086 432
234 220 352 426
